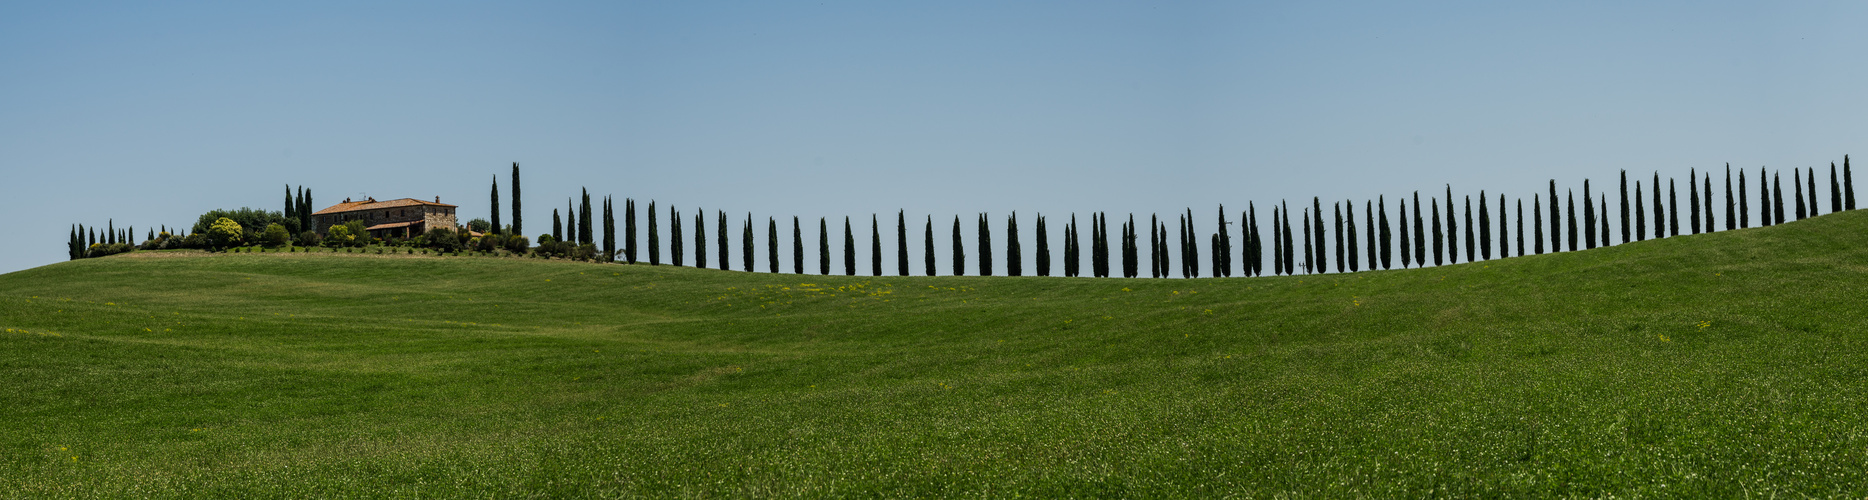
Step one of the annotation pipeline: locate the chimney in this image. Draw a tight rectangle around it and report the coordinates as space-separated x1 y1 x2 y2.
435 196 440 203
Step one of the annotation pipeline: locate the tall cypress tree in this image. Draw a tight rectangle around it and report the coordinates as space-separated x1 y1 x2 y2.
768 217 779 273
1273 207 1286 274
1065 214 1079 277
1703 173 1714 231
897 211 909 276
1619 170 1631 244
1785 167 1800 221
1311 198 1327 273
1185 209 1198 278
1515 199 1525 257
1533 198 1544 254
1411 193 1425 267
1007 212 1022 277
924 216 935 276
1689 169 1701 234
1333 203 1345 272
871 214 882 276
1658 172 1673 236
1727 165 1738 231
1303 210 1315 273
1037 214 1051 277
1444 187 1458 264
951 216 965 276
1479 192 1492 259
1282 202 1295 275
1806 167 1818 217
743 214 754 272
1546 180 1560 250
1363 201 1375 271
1772 171 1785 225
1739 171 1749 228
1634 183 1647 240
1566 190 1578 252
581 189 593 245
978 214 992 277
552 209 563 242
1247 205 1260 276
284 184 298 232
1379 196 1392 270
695 210 707 269
490 176 500 235
843 217 856 276
1583 181 1595 249
1397 202 1410 269
1148 215 1160 278
566 200 576 244
1430 202 1443 266
648 201 660 265
717 211 728 270
1845 155 1856 210
1831 163 1843 214
625 199 638 263
603 197 616 261
1463 196 1475 262
793 216 804 274
1758 167 1771 226
1218 206 1232 277
1346 201 1359 272
1499 194 1510 257
670 206 683 267
510 163 522 237
820 218 831 275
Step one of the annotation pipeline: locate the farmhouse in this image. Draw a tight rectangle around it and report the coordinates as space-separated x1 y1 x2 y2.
313 196 460 239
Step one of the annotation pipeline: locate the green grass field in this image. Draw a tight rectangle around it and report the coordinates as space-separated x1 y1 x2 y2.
4 211 1868 497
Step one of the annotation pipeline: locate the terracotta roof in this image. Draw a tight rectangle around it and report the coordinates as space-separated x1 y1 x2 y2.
365 221 421 230
313 198 457 215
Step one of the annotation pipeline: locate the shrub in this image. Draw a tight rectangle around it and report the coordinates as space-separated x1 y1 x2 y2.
535 240 575 259
421 228 464 252
342 221 370 247
503 235 530 254
536 234 556 245
474 233 504 253
206 218 244 249
86 243 134 258
324 225 355 247
260 223 290 248
191 208 296 236
295 231 320 248
574 243 599 261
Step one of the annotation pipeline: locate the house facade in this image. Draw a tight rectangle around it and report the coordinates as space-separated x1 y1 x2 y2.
312 197 459 239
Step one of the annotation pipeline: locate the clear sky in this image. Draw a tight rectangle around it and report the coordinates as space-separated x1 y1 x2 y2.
4 2 1865 275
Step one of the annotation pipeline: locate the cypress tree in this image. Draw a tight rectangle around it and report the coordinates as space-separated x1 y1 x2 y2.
490 176 500 235
718 211 728 270
1312 198 1327 273
1303 210 1315 273
1600 195 1611 246
1515 199 1525 257
604 197 616 261
1037 214 1051 277
1128 214 1141 278
978 214 992 277
648 201 660 265
1411 193 1425 267
951 216 965 276
897 211 909 276
820 217 831 275
1333 203 1345 272
1689 169 1701 234
1846 155 1856 210
1282 202 1295 275
1149 215 1160 278
1533 198 1544 254
510 163 522 237
1273 208 1285 274
285 184 298 231
1653 172 1665 236
1363 202 1376 271
1738 170 1749 228
1065 214 1079 277
1345 201 1359 272
1582 181 1595 249
1634 183 1646 240
1397 202 1410 269
924 216 935 276
1795 169 1807 220
68 225 78 260
1430 202 1443 266
1619 170 1631 244
1379 196 1392 270
670 206 683 267
1759 167 1772 226
768 217 779 273
1250 205 1263 276
1445 187 1458 264
1099 212 1112 278
1704 173 1714 231
1185 209 1198 278
1547 180 1560 250
1007 212 1021 277
1773 171 1786 225
1807 167 1818 217
743 214 754 272
1463 196 1475 262
871 214 882 276
1479 192 1492 258
1566 190 1577 252
1118 216 1132 278
844 216 856 276
566 200 576 245
695 210 707 270
552 209 563 242
1494 193 1509 257
793 216 804 274
1218 206 1232 277
1209 233 1220 278
1832 163 1843 214
1726 165 1737 231
581 189 593 245
626 199 638 264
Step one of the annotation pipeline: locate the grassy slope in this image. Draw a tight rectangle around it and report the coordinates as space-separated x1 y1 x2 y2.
2 211 1867 497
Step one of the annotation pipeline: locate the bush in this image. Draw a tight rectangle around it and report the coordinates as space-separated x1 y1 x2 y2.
260 223 290 248
85 243 134 258
504 235 531 254
473 233 503 253
574 243 599 261
206 218 244 249
535 240 575 259
295 231 320 248
192 208 297 236
342 220 370 247
421 228 464 252
324 225 355 247
536 234 556 245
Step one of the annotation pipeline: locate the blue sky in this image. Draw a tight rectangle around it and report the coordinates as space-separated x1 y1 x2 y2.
4 2 1865 275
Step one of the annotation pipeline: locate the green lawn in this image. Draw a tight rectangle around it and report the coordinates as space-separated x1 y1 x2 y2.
4 211 1868 497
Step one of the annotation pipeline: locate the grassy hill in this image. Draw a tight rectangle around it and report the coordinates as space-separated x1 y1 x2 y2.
4 211 1868 497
